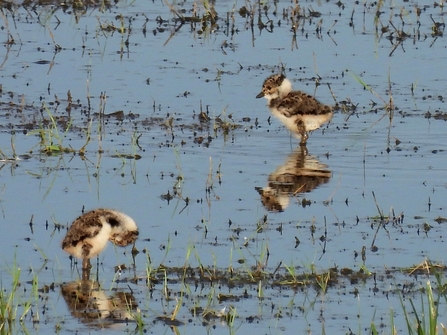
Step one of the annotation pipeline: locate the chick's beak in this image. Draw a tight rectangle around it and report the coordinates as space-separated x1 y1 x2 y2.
256 92 265 99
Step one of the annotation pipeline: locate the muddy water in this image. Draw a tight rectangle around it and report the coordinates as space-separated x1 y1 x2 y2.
1 0 447 333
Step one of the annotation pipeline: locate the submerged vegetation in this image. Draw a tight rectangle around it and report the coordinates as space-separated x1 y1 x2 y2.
0 0 447 334
2 252 447 334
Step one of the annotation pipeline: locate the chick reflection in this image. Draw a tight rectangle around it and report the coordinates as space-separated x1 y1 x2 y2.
256 147 331 212
61 280 138 328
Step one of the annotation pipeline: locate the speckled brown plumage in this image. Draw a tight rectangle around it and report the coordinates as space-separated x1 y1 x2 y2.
109 230 139 247
62 211 103 258
269 90 332 117
257 74 333 145
62 209 139 271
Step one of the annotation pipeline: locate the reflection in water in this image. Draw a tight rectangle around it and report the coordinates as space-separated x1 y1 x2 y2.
256 147 331 212
60 280 138 329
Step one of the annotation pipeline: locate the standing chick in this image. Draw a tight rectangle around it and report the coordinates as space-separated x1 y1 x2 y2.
62 209 139 271
256 74 332 145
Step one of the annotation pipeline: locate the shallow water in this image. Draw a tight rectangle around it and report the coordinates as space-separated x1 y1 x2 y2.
1 0 447 333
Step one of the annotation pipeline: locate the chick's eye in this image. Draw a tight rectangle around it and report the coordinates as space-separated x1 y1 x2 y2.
108 218 120 227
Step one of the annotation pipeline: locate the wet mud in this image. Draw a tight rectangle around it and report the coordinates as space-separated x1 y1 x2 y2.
1 0 447 334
